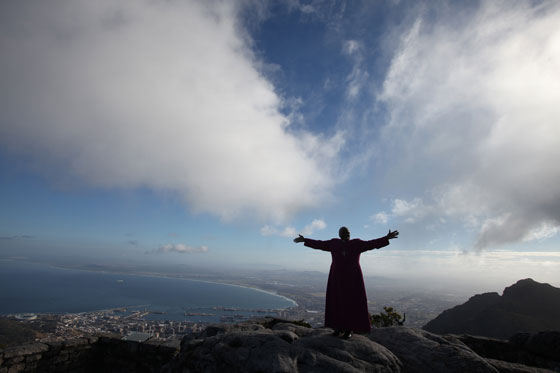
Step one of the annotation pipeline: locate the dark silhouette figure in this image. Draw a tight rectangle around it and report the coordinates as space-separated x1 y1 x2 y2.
294 227 399 339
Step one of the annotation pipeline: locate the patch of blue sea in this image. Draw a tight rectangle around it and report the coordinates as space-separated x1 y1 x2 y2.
0 260 297 323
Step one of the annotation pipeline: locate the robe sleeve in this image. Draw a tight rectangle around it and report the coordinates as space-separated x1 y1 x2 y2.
304 238 332 252
354 237 390 253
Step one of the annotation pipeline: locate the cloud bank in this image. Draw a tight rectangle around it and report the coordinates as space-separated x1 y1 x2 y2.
148 243 208 254
378 1 560 249
0 235 35 240
0 1 341 222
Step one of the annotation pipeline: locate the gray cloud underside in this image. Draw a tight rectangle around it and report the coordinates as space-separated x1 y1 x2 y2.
379 0 560 249
0 0 342 223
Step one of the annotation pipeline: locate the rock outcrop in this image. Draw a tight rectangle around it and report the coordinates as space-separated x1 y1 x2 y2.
163 319 559 372
458 332 560 372
424 279 560 339
164 322 401 372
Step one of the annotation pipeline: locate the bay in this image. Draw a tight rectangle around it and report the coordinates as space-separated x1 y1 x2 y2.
0 260 296 322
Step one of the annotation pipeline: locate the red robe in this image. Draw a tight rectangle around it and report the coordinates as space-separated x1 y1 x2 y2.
304 237 389 332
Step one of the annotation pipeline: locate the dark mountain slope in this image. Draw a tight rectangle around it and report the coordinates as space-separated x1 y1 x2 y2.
423 278 560 339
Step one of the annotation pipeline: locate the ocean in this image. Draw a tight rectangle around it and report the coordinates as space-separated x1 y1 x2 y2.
0 260 296 322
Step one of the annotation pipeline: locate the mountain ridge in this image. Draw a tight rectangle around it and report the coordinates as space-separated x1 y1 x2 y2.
423 278 560 339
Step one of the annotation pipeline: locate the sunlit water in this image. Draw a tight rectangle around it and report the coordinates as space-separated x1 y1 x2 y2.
0 260 296 322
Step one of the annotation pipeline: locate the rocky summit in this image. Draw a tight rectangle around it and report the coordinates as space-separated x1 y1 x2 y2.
161 319 560 372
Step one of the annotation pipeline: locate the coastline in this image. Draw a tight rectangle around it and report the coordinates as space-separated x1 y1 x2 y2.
0 258 299 312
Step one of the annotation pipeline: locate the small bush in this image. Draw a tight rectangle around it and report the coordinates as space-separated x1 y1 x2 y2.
371 306 405 327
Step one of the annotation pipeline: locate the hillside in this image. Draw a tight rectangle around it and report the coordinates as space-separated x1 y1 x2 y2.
423 279 560 339
0 318 38 348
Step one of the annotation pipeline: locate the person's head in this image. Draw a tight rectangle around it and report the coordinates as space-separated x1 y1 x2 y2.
339 226 350 241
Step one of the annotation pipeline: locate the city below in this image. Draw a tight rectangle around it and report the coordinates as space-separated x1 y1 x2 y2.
1 264 470 345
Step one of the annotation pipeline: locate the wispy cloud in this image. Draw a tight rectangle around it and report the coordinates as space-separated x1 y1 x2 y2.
301 219 327 236
371 212 388 225
523 223 560 242
261 219 326 237
342 39 368 100
147 244 208 254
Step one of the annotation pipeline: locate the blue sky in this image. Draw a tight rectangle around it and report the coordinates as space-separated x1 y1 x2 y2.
1 0 560 290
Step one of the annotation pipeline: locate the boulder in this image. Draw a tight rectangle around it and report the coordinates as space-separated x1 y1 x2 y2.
165 321 402 372
368 327 498 372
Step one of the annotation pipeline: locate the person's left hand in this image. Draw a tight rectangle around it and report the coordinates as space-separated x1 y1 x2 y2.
293 234 305 243
387 229 399 240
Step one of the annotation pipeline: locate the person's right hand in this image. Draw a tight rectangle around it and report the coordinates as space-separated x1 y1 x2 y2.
293 234 305 243
387 230 399 240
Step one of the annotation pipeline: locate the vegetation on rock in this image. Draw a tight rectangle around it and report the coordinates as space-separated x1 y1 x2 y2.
371 306 406 328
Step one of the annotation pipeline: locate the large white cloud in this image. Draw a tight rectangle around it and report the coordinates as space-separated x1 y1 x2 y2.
378 1 560 249
0 0 341 222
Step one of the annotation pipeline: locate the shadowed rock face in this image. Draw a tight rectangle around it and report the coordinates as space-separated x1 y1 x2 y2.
162 319 558 372
423 279 560 339
369 327 497 372
458 332 560 372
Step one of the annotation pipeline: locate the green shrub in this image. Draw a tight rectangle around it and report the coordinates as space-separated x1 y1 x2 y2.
371 306 405 327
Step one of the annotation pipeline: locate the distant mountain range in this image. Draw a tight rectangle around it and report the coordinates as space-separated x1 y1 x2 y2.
423 278 560 339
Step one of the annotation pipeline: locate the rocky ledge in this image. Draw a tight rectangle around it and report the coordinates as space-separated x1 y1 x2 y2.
2 318 559 372
163 319 560 373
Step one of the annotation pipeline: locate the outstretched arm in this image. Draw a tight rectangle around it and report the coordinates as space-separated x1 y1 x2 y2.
294 235 331 252
358 229 399 252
